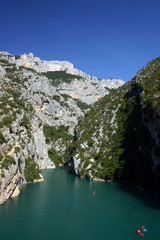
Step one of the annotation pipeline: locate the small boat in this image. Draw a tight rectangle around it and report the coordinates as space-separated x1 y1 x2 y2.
136 230 144 236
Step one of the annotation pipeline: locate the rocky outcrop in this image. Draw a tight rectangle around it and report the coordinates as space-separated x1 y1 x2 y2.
14 52 124 104
0 143 23 204
0 164 20 204
56 77 124 105
33 124 55 169
15 52 91 79
0 51 16 64
0 65 6 79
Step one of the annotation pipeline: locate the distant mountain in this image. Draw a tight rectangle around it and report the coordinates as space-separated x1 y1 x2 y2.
0 51 124 204
66 57 160 196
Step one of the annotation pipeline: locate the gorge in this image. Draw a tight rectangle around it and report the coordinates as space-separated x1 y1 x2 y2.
0 51 160 205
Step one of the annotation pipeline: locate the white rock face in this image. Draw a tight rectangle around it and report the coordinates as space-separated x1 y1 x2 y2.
57 77 124 104
15 52 91 79
0 52 125 104
33 125 55 169
0 66 6 79
16 53 73 72
14 52 125 88
98 78 125 89
0 164 20 204
0 51 16 64
73 154 81 175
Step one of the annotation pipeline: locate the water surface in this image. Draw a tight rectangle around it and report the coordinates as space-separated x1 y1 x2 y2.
0 167 160 240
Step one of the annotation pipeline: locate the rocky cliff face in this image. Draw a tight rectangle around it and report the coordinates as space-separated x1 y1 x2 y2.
56 77 124 105
1 51 160 202
0 51 124 204
0 51 124 104
66 57 160 196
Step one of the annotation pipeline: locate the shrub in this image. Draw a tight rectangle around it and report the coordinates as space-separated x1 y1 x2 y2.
0 130 6 144
0 102 10 114
74 99 89 110
0 152 3 162
22 114 30 129
48 148 62 166
43 71 82 87
15 55 21 60
2 116 13 127
14 147 21 154
1 156 16 170
43 125 72 143
1 172 5 178
24 157 41 182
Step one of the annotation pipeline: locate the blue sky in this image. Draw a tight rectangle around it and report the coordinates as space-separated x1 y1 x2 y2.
0 0 160 82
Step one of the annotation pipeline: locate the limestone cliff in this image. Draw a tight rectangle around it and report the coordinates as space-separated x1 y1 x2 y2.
0 51 124 104
0 51 124 204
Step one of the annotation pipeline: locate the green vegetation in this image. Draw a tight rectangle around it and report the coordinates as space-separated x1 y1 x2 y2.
1 156 16 170
43 125 72 144
24 157 41 182
48 148 62 166
52 95 61 102
43 125 72 166
0 101 10 115
1 172 5 178
0 130 6 144
0 152 3 162
0 59 8 64
66 57 160 194
22 114 30 129
138 57 160 109
14 147 21 154
74 99 90 110
43 71 82 87
2 116 13 127
15 55 21 60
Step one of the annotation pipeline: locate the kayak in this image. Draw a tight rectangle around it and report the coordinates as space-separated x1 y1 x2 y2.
141 226 147 232
136 231 144 236
142 229 147 232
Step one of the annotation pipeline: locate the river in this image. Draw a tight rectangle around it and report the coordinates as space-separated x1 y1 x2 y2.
0 167 160 240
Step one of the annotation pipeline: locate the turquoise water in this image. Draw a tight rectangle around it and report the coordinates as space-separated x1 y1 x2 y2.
0 167 160 240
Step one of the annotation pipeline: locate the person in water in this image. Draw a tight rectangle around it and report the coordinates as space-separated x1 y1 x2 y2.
141 226 147 232
141 226 146 230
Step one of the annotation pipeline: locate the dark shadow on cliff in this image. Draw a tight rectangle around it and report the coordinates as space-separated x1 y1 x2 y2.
114 81 160 207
